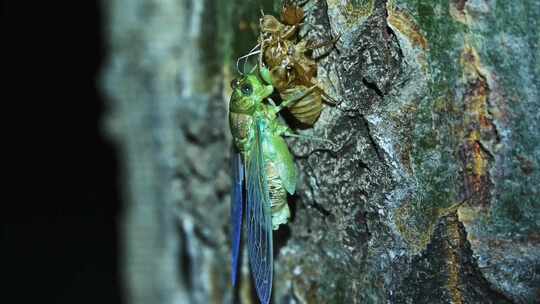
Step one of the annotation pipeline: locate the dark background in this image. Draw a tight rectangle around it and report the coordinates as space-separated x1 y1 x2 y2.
4 2 122 303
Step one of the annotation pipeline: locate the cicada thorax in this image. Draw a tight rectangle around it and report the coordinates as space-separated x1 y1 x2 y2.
229 75 274 154
289 40 318 82
229 85 255 153
269 65 291 90
262 39 289 68
229 112 253 153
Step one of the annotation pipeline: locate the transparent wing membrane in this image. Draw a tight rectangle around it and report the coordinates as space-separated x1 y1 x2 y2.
246 118 273 304
231 150 244 286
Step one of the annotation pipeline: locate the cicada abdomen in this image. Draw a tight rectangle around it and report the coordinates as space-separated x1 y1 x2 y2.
266 162 290 229
280 85 323 126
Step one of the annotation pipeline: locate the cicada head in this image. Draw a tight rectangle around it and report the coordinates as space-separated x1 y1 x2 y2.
230 74 274 114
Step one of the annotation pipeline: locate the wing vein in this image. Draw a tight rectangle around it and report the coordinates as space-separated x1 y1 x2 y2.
246 117 273 304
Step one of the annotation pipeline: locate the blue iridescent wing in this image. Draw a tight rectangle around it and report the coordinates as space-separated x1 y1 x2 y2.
231 149 244 287
246 118 273 304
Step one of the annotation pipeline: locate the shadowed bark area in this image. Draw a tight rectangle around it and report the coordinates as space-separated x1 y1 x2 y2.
102 0 539 303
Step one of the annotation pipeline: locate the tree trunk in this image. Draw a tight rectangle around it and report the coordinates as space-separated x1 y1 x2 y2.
102 0 539 303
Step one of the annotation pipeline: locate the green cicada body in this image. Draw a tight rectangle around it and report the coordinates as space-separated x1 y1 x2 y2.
229 71 297 304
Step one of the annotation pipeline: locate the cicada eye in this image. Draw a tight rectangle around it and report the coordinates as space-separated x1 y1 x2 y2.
240 83 253 96
230 79 240 89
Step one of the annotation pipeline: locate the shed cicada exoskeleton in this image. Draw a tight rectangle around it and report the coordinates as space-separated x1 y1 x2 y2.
257 3 339 126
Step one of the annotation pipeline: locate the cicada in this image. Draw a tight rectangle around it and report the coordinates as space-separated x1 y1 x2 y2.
229 66 321 304
258 4 339 126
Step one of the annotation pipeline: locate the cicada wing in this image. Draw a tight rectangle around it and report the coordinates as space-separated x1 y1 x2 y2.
231 149 244 287
246 118 273 304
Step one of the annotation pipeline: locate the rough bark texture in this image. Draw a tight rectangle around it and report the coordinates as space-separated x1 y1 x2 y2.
102 0 539 303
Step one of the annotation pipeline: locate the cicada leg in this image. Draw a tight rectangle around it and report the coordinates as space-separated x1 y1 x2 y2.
273 84 317 114
283 132 334 145
320 88 340 106
266 97 277 107
305 78 340 106
259 65 274 86
306 33 341 50
272 121 334 145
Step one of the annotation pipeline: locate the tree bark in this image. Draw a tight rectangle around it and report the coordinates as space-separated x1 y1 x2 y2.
102 0 539 303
